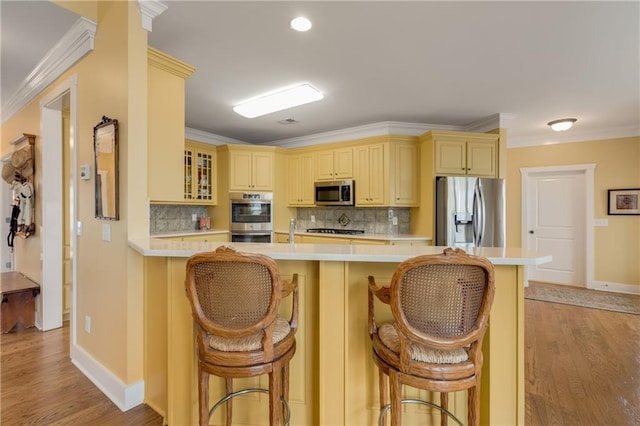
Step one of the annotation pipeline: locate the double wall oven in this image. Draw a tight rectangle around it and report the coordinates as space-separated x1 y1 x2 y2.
229 192 273 243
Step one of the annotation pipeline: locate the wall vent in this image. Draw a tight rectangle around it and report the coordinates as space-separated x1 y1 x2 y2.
277 118 298 125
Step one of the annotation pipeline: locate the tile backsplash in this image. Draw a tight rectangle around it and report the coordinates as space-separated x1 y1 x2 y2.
296 207 411 234
150 204 209 234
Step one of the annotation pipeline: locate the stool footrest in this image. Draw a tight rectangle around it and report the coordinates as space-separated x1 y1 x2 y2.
209 388 291 426
378 398 463 426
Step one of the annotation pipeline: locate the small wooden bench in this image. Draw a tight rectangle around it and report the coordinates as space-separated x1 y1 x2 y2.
1 272 40 333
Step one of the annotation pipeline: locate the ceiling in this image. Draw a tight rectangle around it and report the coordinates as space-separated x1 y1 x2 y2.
2 1 639 147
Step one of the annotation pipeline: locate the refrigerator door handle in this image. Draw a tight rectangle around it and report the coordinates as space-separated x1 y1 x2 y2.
474 180 484 246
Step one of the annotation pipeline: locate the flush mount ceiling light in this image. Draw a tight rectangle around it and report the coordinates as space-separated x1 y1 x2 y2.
290 16 312 32
233 83 324 118
547 118 577 131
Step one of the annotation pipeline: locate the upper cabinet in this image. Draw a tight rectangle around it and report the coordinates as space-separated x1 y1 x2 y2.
219 145 275 192
315 147 353 181
352 136 419 207
184 141 217 204
427 131 499 177
147 48 195 202
288 153 315 206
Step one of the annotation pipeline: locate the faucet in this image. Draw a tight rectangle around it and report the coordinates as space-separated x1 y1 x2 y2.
289 218 296 244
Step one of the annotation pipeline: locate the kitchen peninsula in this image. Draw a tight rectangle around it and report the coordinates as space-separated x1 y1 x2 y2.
131 239 550 425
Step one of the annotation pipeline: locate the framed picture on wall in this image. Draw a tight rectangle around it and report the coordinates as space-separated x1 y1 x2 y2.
608 188 640 215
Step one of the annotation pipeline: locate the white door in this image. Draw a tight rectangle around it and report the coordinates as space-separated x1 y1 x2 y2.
525 170 586 286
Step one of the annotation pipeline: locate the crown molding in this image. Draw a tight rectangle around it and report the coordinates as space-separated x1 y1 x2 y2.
185 127 249 145
464 113 517 133
137 0 168 32
1 17 96 125
508 124 640 148
268 121 463 149
147 47 196 78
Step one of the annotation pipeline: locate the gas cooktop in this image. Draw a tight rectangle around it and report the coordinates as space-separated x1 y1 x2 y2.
306 228 365 235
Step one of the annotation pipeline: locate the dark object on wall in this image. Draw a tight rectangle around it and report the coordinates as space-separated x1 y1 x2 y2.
7 205 20 248
93 116 119 220
607 188 640 215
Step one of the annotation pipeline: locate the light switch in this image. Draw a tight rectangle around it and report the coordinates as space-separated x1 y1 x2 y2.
593 219 608 227
77 221 83 236
102 223 111 241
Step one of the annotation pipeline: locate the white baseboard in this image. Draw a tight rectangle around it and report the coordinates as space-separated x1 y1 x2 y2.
71 343 144 411
589 280 640 295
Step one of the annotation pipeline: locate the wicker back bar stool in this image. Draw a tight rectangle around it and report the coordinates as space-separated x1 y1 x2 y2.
185 246 299 426
368 248 495 426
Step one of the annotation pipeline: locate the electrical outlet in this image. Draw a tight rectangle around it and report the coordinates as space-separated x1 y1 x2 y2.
77 221 83 236
593 219 608 227
192 214 198 222
311 215 316 223
85 316 91 334
392 216 398 225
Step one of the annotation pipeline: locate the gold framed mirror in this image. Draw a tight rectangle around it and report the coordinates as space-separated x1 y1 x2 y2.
93 116 119 220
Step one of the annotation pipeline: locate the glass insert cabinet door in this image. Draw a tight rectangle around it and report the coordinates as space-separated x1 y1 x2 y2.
184 147 214 201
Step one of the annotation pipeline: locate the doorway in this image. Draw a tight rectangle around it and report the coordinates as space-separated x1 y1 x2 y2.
521 164 596 287
39 76 77 343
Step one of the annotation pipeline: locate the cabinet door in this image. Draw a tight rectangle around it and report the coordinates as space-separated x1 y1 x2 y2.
333 148 353 179
354 146 372 205
367 144 385 204
252 152 273 191
467 141 496 177
301 235 350 245
299 153 315 205
288 156 302 205
194 149 216 202
315 150 335 180
434 139 466 175
393 143 418 205
229 151 253 190
184 147 194 200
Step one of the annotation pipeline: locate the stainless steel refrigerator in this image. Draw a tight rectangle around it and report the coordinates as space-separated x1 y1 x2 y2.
435 176 506 247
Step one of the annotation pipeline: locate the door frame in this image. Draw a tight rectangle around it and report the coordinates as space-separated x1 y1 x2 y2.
521 163 596 288
39 75 78 341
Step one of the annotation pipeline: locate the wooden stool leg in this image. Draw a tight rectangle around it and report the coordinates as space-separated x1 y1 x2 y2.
389 370 402 426
379 368 389 424
199 364 209 426
269 362 282 426
468 385 480 426
440 392 448 426
282 361 290 421
225 378 233 426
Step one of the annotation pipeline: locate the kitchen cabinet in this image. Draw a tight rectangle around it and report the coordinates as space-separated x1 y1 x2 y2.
184 141 217 204
227 148 274 191
147 48 195 202
353 137 419 207
288 153 315 206
354 143 386 205
180 233 228 243
299 235 351 245
315 147 353 181
430 131 498 177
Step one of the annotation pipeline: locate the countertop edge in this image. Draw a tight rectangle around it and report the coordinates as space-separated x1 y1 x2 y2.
129 238 552 266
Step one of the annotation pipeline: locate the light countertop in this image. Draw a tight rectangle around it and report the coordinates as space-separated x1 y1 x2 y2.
129 238 551 266
150 229 229 238
286 230 432 242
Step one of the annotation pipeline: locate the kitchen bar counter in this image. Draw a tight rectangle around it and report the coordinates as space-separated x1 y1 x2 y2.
150 229 229 238
131 239 550 425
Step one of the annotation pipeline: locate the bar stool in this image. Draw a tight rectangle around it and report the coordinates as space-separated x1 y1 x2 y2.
185 246 299 426
368 248 495 426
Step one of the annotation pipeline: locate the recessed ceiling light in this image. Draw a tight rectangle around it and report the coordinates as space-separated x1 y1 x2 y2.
548 118 577 131
233 83 324 118
291 16 312 32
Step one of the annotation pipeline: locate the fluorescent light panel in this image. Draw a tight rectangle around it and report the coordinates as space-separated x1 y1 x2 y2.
233 83 324 118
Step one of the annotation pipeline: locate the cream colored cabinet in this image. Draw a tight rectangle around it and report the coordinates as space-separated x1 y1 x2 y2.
180 233 228 243
315 147 353 181
229 149 273 191
300 235 351 245
184 142 217 204
431 131 498 177
390 140 419 206
147 48 195 202
288 153 315 206
354 143 386 205
274 232 301 244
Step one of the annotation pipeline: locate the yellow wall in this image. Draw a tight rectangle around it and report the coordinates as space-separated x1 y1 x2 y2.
506 136 640 287
0 0 148 386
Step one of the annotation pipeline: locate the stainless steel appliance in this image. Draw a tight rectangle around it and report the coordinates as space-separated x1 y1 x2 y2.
435 176 505 247
314 180 355 206
230 192 273 243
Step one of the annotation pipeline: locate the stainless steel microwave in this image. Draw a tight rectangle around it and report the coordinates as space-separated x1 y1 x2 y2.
314 180 355 206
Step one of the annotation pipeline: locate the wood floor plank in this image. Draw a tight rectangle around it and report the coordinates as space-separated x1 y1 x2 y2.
0 324 162 425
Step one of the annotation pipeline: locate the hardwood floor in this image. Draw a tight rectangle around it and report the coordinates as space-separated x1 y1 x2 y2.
0 324 162 425
525 298 640 425
1 299 639 425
